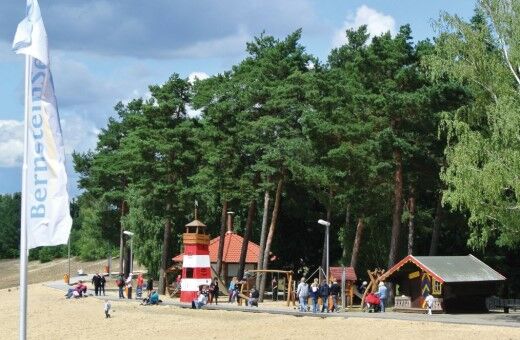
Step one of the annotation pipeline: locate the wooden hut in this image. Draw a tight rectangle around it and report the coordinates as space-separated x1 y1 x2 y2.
379 255 506 313
329 267 357 306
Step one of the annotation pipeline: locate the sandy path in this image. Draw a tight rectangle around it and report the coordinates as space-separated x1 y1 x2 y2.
0 284 519 340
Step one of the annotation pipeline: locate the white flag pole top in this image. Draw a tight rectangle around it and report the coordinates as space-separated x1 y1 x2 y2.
13 0 72 249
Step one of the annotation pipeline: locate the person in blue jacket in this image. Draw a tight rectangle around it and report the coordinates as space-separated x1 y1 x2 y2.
319 280 330 313
309 278 320 313
375 281 388 312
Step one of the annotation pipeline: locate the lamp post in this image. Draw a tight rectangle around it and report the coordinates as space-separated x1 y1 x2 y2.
123 231 134 273
317 219 331 283
67 235 71 284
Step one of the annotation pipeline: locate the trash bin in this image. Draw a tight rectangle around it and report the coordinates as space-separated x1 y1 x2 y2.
104 265 110 274
64 273 69 284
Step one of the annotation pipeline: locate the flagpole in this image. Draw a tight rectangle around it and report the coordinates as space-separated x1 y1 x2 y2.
19 54 31 340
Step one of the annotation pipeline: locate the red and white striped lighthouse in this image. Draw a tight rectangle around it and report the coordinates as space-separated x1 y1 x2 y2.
180 218 212 303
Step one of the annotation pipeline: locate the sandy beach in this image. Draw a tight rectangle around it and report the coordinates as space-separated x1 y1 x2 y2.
1 283 519 340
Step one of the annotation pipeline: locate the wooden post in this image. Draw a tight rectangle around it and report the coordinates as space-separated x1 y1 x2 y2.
286 273 293 307
341 266 346 310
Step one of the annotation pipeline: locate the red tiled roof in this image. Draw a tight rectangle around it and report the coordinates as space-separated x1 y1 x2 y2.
172 232 260 264
329 267 357 282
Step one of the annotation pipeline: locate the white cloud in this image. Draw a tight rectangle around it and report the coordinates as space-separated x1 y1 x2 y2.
332 5 396 48
173 27 251 59
0 120 23 167
60 114 100 155
188 72 209 84
0 114 99 169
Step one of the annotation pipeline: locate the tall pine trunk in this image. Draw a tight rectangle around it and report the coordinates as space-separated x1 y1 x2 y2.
341 203 351 264
388 149 403 268
119 200 127 273
407 188 416 255
259 179 283 300
256 191 270 289
237 200 256 280
350 217 365 271
158 203 172 295
216 201 228 277
429 192 443 256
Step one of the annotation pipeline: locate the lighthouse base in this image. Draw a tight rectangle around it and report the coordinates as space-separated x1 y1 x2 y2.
180 291 199 303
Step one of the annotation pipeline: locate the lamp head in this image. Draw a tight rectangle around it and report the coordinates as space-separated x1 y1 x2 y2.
317 219 330 227
123 230 134 236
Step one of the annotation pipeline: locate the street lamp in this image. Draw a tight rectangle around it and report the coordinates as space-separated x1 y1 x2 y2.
317 219 331 283
123 231 134 274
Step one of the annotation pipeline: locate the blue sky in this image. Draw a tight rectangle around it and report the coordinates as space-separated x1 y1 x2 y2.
0 0 475 196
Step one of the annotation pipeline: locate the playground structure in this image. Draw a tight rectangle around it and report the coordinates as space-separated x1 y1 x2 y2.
360 268 386 311
240 269 295 306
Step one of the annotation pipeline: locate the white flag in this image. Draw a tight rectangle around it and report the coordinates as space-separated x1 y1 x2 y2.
13 0 72 249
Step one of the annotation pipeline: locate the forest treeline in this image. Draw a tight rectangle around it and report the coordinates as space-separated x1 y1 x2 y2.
1 1 519 296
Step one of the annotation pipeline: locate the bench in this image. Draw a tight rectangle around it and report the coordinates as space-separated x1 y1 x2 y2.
486 296 520 313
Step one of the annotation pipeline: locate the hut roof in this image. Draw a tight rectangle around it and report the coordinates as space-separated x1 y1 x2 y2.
185 219 206 227
172 232 260 264
380 254 506 284
329 267 357 282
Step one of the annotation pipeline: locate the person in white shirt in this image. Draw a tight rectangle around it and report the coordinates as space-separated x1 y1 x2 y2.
104 301 111 318
125 273 133 299
296 277 309 312
425 293 435 315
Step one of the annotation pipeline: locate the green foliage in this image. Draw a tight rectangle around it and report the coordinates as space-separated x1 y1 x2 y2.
428 0 520 248
0 193 21 258
71 24 518 295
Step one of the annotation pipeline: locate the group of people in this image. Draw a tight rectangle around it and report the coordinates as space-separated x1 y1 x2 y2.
193 277 259 309
297 277 342 313
91 273 106 296
115 272 153 300
65 280 88 299
192 277 220 309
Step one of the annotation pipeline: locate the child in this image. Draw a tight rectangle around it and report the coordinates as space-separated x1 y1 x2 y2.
104 301 111 318
425 293 434 315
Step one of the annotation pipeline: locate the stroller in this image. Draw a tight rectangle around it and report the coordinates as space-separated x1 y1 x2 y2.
365 293 381 313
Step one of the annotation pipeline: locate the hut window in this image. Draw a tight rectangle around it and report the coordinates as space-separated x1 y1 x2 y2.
432 278 442 294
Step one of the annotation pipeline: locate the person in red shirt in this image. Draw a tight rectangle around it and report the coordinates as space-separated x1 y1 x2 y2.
136 273 144 299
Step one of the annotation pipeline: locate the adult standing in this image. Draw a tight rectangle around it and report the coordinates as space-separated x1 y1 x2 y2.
376 281 388 312
91 273 101 296
309 278 320 313
117 273 125 299
209 277 219 304
271 277 278 301
228 277 237 303
99 274 106 296
99 275 107 296
126 273 133 299
319 280 330 313
296 277 309 312
330 279 341 312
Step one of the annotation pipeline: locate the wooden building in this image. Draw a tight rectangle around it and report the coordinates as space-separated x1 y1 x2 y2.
379 255 506 313
329 266 357 306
